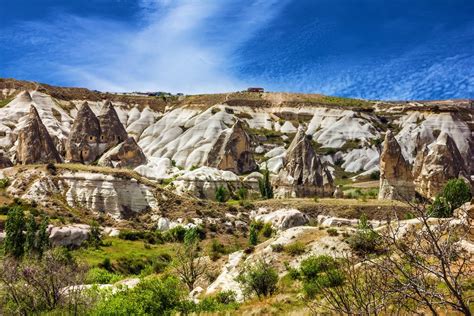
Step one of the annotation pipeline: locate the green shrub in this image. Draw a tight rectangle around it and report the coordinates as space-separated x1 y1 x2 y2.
91 276 185 315
115 257 149 275
258 165 273 199
261 222 274 238
210 239 226 260
430 179 472 218
249 223 259 246
300 255 338 280
0 177 9 188
369 171 380 180
86 267 121 284
236 260 279 299
163 226 187 242
215 290 237 305
236 187 248 200
327 228 339 236
215 185 229 202
271 243 284 252
347 215 381 255
284 242 306 256
4 206 26 258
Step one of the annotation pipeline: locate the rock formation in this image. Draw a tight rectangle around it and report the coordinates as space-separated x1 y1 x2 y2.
97 100 128 152
252 208 309 231
413 132 471 198
0 152 13 168
206 120 257 174
98 137 147 169
16 105 61 164
274 126 334 197
65 102 101 163
378 130 415 201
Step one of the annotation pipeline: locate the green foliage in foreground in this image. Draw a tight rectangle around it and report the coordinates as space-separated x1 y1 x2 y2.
258 165 274 199
236 259 279 299
90 276 238 315
430 179 472 218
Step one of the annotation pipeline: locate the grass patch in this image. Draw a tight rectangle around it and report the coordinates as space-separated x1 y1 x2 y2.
0 97 14 108
71 237 177 267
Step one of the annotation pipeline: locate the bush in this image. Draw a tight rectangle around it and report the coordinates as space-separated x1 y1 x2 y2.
249 223 258 246
0 177 9 188
236 187 248 200
430 179 472 218
258 165 273 199
163 226 187 242
210 239 226 261
236 260 279 299
300 255 338 280
271 243 284 252
215 290 237 305
327 228 339 236
261 222 274 238
215 185 229 202
91 276 185 315
86 267 121 284
115 257 149 275
284 242 306 256
347 215 381 255
369 171 380 180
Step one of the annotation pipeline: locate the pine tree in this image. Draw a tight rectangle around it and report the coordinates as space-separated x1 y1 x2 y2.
258 165 274 199
24 213 38 255
249 223 258 246
4 206 26 259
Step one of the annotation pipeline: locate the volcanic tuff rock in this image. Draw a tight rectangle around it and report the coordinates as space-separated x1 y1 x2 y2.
97 100 128 152
378 130 415 201
98 137 147 169
413 132 471 198
16 105 61 164
275 126 334 197
65 102 101 163
206 120 257 174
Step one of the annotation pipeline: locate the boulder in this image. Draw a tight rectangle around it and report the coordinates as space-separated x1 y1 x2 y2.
16 105 61 164
173 166 242 200
274 126 334 197
65 102 101 163
98 137 147 169
0 152 13 168
97 100 128 153
156 217 171 231
378 130 415 201
413 132 471 198
253 208 309 231
48 224 90 247
206 120 257 174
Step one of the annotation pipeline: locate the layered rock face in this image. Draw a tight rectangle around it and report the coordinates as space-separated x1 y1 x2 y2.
378 130 415 201
16 105 61 164
99 137 147 169
65 102 101 163
413 132 471 198
97 100 128 153
275 126 334 197
206 120 257 174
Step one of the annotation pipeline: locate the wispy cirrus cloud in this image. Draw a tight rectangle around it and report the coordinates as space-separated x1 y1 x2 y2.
2 0 289 93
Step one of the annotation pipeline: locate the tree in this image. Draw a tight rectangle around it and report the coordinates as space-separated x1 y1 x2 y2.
430 179 472 218
4 207 26 259
258 165 273 199
88 220 102 249
24 213 38 255
0 248 88 314
174 228 207 291
312 201 473 315
36 216 50 258
236 259 278 299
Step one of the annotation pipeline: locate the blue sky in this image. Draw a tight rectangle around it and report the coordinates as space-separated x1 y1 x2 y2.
1 0 473 100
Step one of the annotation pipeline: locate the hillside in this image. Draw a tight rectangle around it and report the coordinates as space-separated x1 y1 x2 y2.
0 78 472 315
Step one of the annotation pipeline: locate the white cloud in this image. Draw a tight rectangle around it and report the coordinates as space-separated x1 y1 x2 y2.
6 0 288 93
